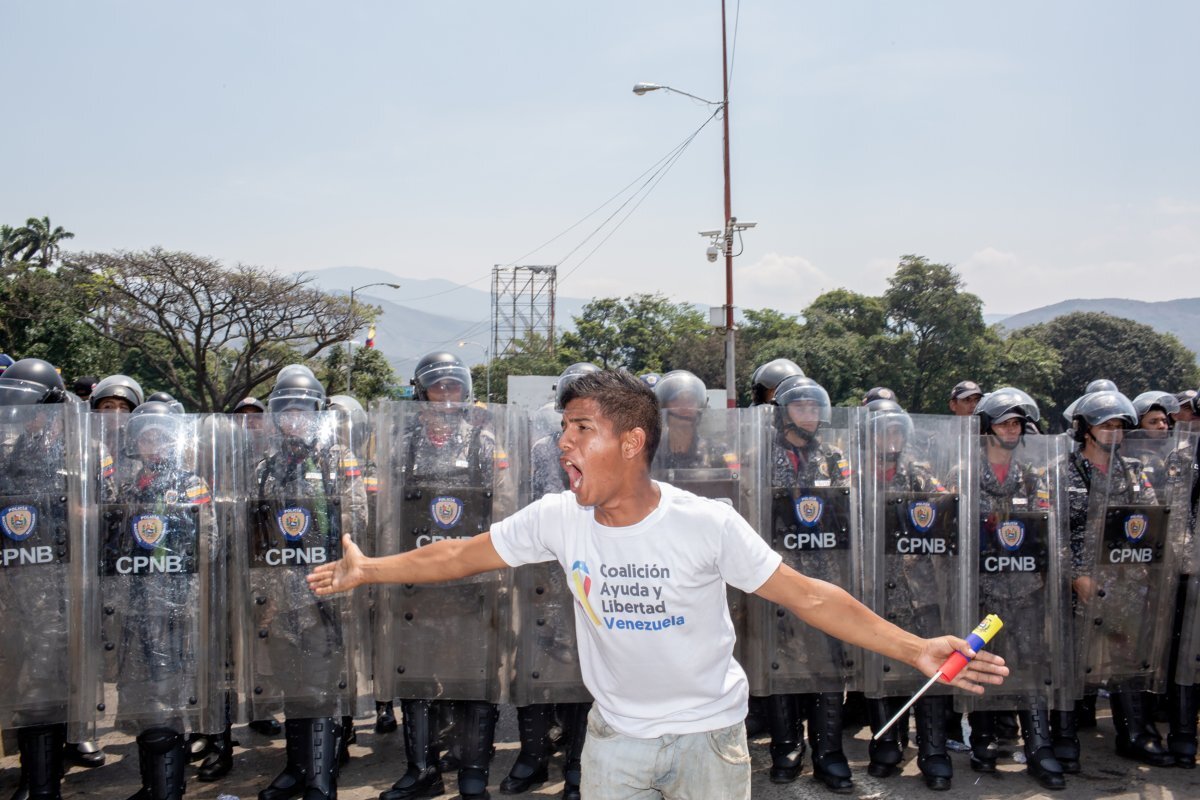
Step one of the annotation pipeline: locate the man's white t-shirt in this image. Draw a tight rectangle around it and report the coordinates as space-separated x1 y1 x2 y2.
490 480 783 738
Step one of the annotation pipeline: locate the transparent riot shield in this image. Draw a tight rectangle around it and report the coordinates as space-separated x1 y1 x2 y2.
860 411 976 698
952 433 1074 713
231 410 368 720
748 406 861 696
72 412 227 736
0 403 85 731
1175 424 1200 687
507 405 591 706
1077 431 1186 692
374 401 515 703
651 405 762 691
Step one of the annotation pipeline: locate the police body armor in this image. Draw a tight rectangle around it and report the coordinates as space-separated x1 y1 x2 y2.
233 412 367 720
651 406 761 690
508 411 590 706
72 413 228 736
374 401 513 703
1076 432 1186 692
749 406 861 696
0 404 83 731
953 433 1074 713
860 412 976 698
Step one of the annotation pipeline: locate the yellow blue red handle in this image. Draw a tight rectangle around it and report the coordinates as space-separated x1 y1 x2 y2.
940 614 1003 682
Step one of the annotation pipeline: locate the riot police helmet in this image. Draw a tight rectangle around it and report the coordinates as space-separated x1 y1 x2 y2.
639 372 662 389
1086 378 1119 394
976 388 1040 432
123 400 183 461
0 353 14 376
268 368 327 413
862 386 897 406
412 351 472 402
90 374 145 413
775 375 832 427
654 370 708 417
329 393 369 451
554 362 601 411
1070 390 1137 442
866 398 913 456
233 397 266 413
1132 390 1180 425
0 358 68 406
750 358 804 406
146 391 186 413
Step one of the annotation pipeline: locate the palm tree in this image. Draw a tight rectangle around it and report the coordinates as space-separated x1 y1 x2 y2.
9 216 74 267
0 224 16 263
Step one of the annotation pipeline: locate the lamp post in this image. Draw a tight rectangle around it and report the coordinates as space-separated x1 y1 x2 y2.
346 282 400 395
633 1 746 409
457 340 491 403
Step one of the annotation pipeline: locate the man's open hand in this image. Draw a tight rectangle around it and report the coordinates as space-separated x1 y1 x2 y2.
307 534 366 597
915 636 1008 694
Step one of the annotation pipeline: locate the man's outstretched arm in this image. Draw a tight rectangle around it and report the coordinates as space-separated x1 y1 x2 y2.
307 532 509 595
753 563 1008 694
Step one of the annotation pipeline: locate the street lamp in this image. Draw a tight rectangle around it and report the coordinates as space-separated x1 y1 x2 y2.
633 1 747 409
457 340 491 403
346 282 400 395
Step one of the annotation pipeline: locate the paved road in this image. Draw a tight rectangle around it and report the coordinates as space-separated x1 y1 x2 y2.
4 705 1198 799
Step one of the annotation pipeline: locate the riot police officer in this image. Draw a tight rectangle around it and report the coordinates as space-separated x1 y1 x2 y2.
1062 390 1172 768
252 368 367 800
90 374 145 414
654 371 727 470
0 359 74 800
749 359 804 407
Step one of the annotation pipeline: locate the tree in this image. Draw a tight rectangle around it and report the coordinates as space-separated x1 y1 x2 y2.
318 345 398 403
7 216 74 267
472 331 565 404
1012 312 1199 427
66 248 376 412
560 294 708 374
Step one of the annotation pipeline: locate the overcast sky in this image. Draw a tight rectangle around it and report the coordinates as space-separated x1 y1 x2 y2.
4 1 1196 316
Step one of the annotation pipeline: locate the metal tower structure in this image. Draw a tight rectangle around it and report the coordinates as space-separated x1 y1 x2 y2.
491 265 557 358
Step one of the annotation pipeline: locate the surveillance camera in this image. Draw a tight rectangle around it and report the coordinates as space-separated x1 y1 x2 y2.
706 244 721 263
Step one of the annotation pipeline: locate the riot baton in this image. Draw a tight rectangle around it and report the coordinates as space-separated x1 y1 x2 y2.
872 614 1004 740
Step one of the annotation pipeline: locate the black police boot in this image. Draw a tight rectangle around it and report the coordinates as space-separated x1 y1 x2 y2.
376 701 398 735
967 711 999 773
1019 707 1066 790
251 719 284 737
197 725 234 782
301 718 341 800
1049 710 1080 774
866 698 907 778
558 703 589 800
1111 690 1174 766
500 705 550 794
62 739 105 769
131 727 187 800
381 700 443 800
1168 683 1198 768
915 695 953 791
1077 694 1097 729
808 692 852 794
995 710 1020 742
259 718 307 800
338 716 354 768
767 693 805 783
456 701 498 800
14 724 65 800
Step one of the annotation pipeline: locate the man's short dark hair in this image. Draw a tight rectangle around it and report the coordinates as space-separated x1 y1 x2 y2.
559 370 661 465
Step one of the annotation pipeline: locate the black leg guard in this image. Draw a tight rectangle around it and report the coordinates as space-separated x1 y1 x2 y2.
381 700 443 800
197 725 234 782
867 698 907 778
558 703 589 800
1168 683 1198 768
808 692 852 794
301 718 341 800
1049 710 1080 773
259 718 307 800
1110 689 1173 767
134 727 187 800
376 701 398 735
338 716 354 768
915 695 952 791
1019 707 1066 790
456 702 497 800
16 724 65 800
967 711 999 772
767 693 805 783
500 705 550 794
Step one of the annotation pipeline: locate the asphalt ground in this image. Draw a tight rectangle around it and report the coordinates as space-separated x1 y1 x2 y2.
3 705 1198 799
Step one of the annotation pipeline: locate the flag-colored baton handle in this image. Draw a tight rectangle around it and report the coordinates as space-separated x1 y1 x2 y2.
871 614 1004 740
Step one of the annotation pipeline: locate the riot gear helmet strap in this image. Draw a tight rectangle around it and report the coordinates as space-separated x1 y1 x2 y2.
412 351 472 402
750 358 804 406
0 358 68 406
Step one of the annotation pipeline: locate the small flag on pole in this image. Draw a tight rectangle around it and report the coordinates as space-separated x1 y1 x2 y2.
365 325 376 349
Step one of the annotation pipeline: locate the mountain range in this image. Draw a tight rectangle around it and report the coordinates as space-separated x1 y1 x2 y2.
303 267 1200 379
